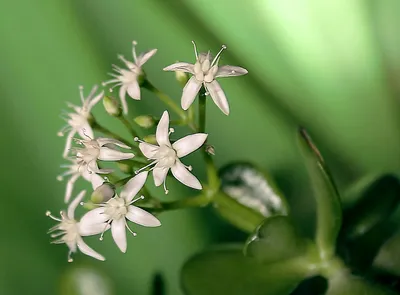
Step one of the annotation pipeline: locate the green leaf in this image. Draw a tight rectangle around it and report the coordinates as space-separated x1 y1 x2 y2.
215 162 289 233
297 128 342 258
374 230 400 276
244 216 309 264
326 272 396 295
181 247 312 295
59 263 114 295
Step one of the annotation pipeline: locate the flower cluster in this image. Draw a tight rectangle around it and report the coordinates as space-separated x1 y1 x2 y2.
47 40 248 261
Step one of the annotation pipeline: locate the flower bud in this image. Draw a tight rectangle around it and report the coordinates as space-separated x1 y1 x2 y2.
91 183 115 203
134 115 155 129
175 70 189 87
117 162 132 174
103 96 122 117
144 134 157 145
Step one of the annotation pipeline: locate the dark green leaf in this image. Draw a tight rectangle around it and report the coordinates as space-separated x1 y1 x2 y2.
244 216 309 264
297 128 342 258
181 247 312 295
215 162 289 233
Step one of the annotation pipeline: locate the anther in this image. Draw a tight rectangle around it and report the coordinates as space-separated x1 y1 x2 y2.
57 176 63 181
187 165 193 171
57 132 64 137
132 40 138 46
45 211 51 216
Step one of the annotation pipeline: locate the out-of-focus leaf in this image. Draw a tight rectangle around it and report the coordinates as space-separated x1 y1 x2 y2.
181 247 312 295
374 230 400 276
215 162 289 232
326 272 396 295
152 272 165 295
297 128 342 257
244 216 309 264
59 264 114 295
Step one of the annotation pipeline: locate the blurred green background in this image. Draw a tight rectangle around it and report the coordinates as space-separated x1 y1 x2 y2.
1 0 400 294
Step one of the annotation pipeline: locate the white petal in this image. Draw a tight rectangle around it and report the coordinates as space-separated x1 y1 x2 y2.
139 142 159 159
67 190 86 219
205 81 230 115
88 161 113 174
96 138 131 149
136 49 157 67
120 171 148 202
126 206 161 227
98 147 134 161
127 80 141 100
90 173 104 190
181 76 202 110
80 207 108 227
215 65 248 78
111 218 127 253
163 62 194 73
76 237 105 261
153 167 169 187
119 85 129 115
77 123 94 139
63 130 75 159
172 133 208 158
78 222 109 236
156 111 171 146
64 173 79 203
88 90 104 110
171 160 202 190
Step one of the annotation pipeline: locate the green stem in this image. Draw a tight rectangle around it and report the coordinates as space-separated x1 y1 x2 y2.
150 193 211 212
118 115 138 142
92 121 132 147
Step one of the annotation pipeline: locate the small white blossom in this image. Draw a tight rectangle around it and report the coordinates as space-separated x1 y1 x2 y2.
79 172 161 253
57 158 105 203
74 137 135 174
58 85 104 158
102 41 157 115
135 111 207 193
163 41 248 115
46 191 106 262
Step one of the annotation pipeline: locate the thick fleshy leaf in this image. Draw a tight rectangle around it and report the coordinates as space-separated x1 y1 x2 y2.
297 128 342 257
172 133 208 158
205 80 229 115
163 62 194 73
126 205 161 227
120 171 148 202
181 76 202 110
181 247 311 295
67 190 86 219
216 162 289 233
326 272 396 295
111 218 127 253
156 111 171 147
98 147 134 161
171 160 202 189
215 65 248 78
244 216 308 264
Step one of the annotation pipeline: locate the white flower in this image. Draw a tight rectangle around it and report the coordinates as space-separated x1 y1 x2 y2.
163 41 248 115
79 171 161 253
102 41 157 115
57 158 105 203
135 111 207 193
46 190 106 262
74 137 135 174
58 85 104 158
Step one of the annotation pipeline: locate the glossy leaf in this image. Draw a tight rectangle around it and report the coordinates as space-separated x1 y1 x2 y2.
326 272 396 295
181 247 312 295
297 128 342 258
244 216 309 264
215 162 289 232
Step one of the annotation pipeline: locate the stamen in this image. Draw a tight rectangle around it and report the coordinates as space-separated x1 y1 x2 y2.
125 220 137 237
134 137 144 143
169 128 175 135
57 176 63 181
132 40 138 62
163 179 169 195
79 85 85 104
46 211 62 222
99 220 112 241
87 85 98 101
211 44 227 66
134 160 157 174
50 232 65 238
191 40 199 59
128 195 145 205
67 251 73 263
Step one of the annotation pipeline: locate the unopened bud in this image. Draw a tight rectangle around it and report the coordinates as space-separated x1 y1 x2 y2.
134 115 155 129
144 134 157 145
117 162 132 174
103 96 121 117
91 183 115 203
175 70 189 87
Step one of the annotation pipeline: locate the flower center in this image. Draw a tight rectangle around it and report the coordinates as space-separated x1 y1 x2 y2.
68 112 89 129
192 43 226 83
155 145 177 168
76 140 100 164
104 197 128 220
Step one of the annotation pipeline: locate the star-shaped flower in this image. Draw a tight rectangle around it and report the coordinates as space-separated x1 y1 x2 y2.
57 158 105 203
163 41 248 115
79 171 161 253
46 191 106 262
102 41 157 114
58 85 104 158
135 111 207 193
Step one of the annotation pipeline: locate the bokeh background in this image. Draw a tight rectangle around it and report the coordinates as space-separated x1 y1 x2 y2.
1 0 400 294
